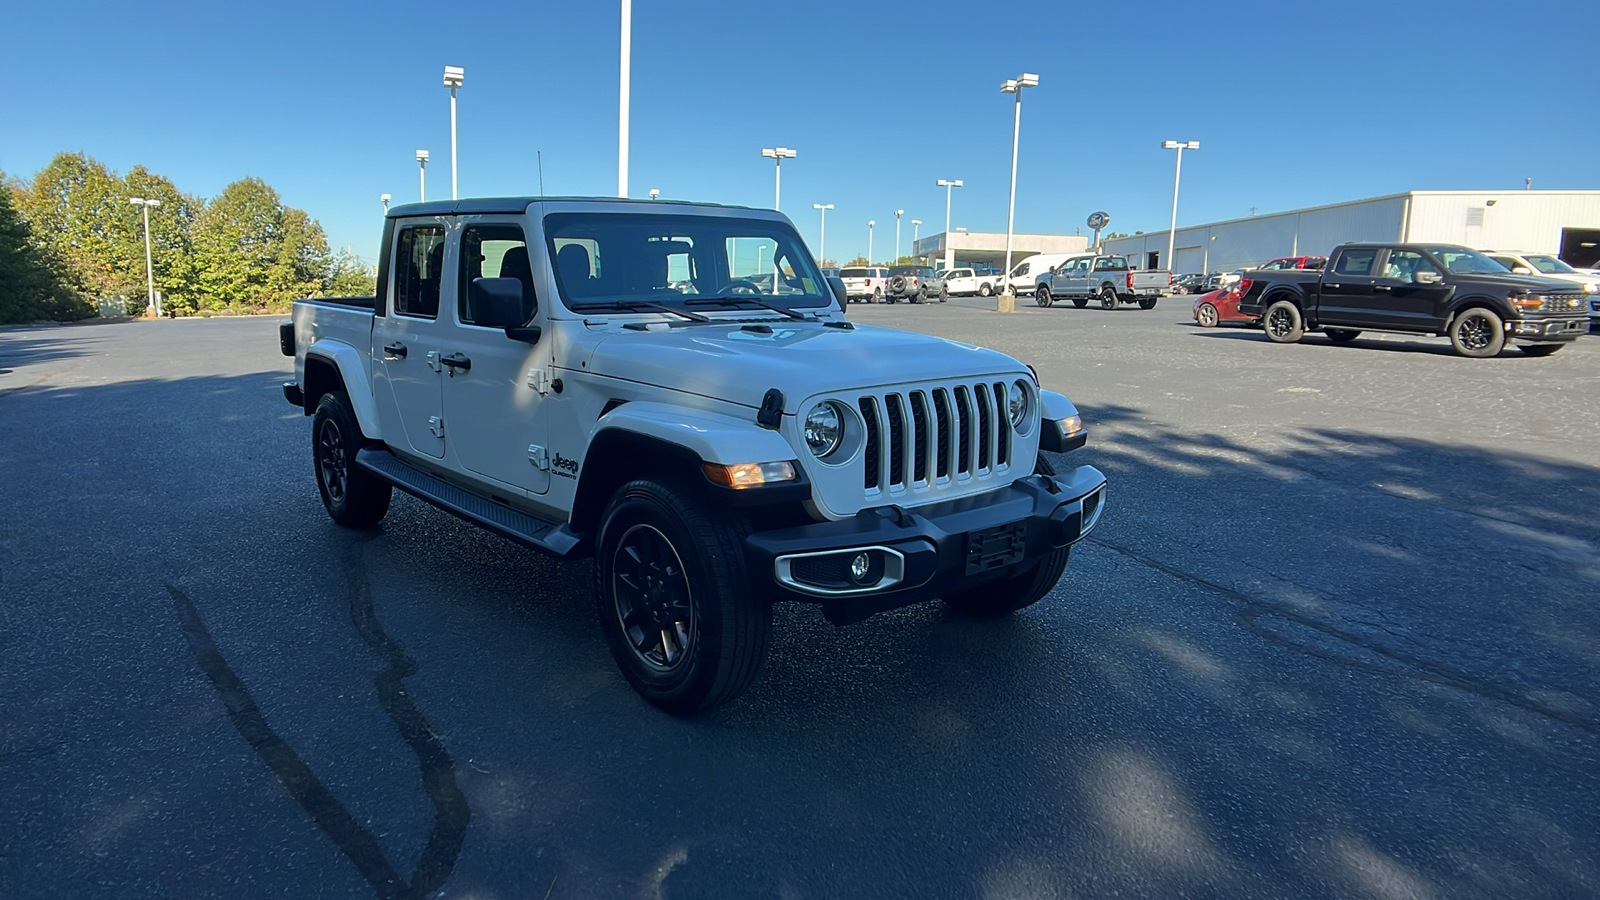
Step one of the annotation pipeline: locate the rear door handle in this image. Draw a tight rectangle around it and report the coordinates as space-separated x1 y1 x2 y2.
1374 285 1391 291
440 353 472 375
383 342 407 359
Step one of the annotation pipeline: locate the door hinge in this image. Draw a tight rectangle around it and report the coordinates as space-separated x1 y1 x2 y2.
428 416 445 439
528 444 549 470
426 350 443 373
526 368 551 394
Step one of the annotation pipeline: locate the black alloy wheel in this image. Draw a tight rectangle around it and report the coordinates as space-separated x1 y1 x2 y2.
1263 300 1305 343
611 524 695 671
1100 287 1116 310
311 391 391 528
1449 309 1504 358
1036 286 1054 308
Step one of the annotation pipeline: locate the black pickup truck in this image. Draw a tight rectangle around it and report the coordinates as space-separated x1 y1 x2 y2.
1237 243 1590 357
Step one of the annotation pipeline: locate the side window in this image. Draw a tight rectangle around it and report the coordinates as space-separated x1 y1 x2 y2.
1383 250 1438 282
459 224 537 325
393 225 447 318
1333 249 1377 276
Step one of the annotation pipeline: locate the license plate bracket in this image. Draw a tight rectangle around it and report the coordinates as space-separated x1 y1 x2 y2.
965 520 1028 575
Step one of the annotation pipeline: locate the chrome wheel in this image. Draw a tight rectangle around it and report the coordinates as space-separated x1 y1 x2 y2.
612 524 694 671
1197 303 1218 327
316 418 347 504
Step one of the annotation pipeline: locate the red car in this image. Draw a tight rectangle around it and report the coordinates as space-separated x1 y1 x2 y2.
1258 256 1326 271
1192 285 1255 327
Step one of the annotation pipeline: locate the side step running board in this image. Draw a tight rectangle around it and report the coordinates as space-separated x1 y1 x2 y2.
357 449 584 558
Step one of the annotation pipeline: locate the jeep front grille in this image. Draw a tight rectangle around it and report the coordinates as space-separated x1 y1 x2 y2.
859 381 1015 493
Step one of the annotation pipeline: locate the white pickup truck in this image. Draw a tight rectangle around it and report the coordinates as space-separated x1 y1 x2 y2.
1035 255 1171 309
280 197 1107 714
941 267 1000 298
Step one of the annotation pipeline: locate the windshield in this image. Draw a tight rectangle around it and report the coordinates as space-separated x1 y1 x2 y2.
1526 255 1578 275
543 212 830 310
1424 246 1510 275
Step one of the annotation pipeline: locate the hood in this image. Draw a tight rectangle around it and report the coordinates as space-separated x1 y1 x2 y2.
1454 272 1590 293
583 321 1026 411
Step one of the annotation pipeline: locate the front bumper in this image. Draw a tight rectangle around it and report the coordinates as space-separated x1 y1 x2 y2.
744 465 1107 624
1511 316 1588 341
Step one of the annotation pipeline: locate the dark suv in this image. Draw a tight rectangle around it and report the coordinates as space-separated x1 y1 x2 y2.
884 266 947 304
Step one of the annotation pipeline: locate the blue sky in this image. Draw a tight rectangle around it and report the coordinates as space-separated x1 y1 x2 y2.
3 0 1593 266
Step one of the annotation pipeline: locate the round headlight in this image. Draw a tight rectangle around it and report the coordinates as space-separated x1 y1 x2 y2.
804 401 845 458
1008 380 1030 430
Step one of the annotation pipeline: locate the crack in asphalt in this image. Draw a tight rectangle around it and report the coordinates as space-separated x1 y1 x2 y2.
168 538 469 900
1086 535 1600 739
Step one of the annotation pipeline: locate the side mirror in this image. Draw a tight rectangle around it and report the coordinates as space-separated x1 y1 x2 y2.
470 277 541 343
1415 270 1444 285
1512 266 1533 276
826 275 848 308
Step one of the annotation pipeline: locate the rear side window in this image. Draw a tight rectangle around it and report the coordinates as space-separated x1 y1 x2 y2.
393 225 447 318
1333 250 1377 276
459 224 537 326
840 268 869 278
1094 256 1128 271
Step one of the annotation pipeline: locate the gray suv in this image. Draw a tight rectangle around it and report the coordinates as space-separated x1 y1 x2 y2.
884 265 948 304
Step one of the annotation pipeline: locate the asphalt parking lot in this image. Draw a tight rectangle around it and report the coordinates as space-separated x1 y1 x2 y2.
2 307 1598 899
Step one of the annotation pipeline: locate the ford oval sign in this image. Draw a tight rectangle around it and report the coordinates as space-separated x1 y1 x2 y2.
1087 211 1110 230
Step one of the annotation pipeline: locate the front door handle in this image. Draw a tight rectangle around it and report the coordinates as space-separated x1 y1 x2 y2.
1374 285 1391 291
383 342 408 359
440 353 472 375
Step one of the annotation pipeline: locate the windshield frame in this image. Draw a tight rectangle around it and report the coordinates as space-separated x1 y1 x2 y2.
541 210 831 314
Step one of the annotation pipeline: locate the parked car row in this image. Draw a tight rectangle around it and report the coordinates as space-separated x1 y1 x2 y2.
838 265 948 303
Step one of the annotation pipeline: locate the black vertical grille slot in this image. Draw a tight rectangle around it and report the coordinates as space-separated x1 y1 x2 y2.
974 383 992 470
932 389 951 479
859 397 880 490
954 386 972 475
910 391 930 483
885 393 906 487
993 382 1010 466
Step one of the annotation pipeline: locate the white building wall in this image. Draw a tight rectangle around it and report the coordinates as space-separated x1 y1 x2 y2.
1405 192 1600 251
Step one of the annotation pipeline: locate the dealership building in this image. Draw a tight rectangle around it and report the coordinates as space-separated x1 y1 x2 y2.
911 230 1089 271
1096 190 1600 275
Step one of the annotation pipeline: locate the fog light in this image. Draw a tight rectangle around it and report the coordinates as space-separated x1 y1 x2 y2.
850 553 871 582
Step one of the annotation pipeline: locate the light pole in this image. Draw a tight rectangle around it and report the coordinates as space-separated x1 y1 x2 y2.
443 67 464 200
380 193 391 213
618 0 631 198
868 220 875 265
1000 73 1039 300
911 220 923 262
760 147 796 211
128 197 161 316
936 178 962 270
893 210 904 263
416 150 430 201
1162 140 1199 273
813 203 832 264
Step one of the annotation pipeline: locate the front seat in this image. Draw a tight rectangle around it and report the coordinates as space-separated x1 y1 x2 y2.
556 244 593 298
498 246 536 320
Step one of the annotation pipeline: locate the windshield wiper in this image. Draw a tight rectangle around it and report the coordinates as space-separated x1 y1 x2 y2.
685 294 811 321
605 301 711 322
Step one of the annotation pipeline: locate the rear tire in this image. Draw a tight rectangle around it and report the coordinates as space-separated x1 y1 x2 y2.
942 454 1070 617
1036 286 1054 308
1325 328 1360 343
939 286 949 302
312 392 392 529
1137 297 1157 310
1517 343 1564 356
1100 287 1116 310
1449 308 1504 358
1263 299 1305 343
596 478 770 715
873 288 883 303
1196 302 1219 327
979 283 993 297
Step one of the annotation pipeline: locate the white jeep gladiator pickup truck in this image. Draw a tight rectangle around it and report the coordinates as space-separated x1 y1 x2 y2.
280 197 1107 714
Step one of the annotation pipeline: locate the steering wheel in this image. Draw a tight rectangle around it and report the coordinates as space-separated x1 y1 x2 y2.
713 279 764 297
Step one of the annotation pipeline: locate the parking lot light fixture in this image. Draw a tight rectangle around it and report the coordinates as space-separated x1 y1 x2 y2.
1000 74 1039 305
813 203 833 265
894 210 904 264
443 66 464 200
649 189 660 200
416 150 430 201
937 179 963 270
760 147 796 211
1162 140 1199 274
380 193 391 213
128 197 161 316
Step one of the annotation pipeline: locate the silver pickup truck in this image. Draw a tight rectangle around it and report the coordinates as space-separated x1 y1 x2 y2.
1034 254 1170 309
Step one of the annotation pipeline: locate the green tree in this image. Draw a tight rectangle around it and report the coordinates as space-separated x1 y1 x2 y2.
190 178 333 312
16 152 142 302
843 256 869 267
324 248 377 297
0 174 92 323
123 166 201 316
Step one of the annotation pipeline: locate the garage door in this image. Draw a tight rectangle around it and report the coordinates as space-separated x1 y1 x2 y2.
1174 247 1204 274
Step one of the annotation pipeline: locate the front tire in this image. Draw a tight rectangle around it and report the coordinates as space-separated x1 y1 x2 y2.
979 282 993 297
312 392 392 528
1137 297 1157 310
1263 299 1305 343
596 478 770 715
1450 308 1504 358
942 454 1070 617
939 286 949 302
1036 286 1054 308
1196 302 1219 327
1072 297 1089 309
